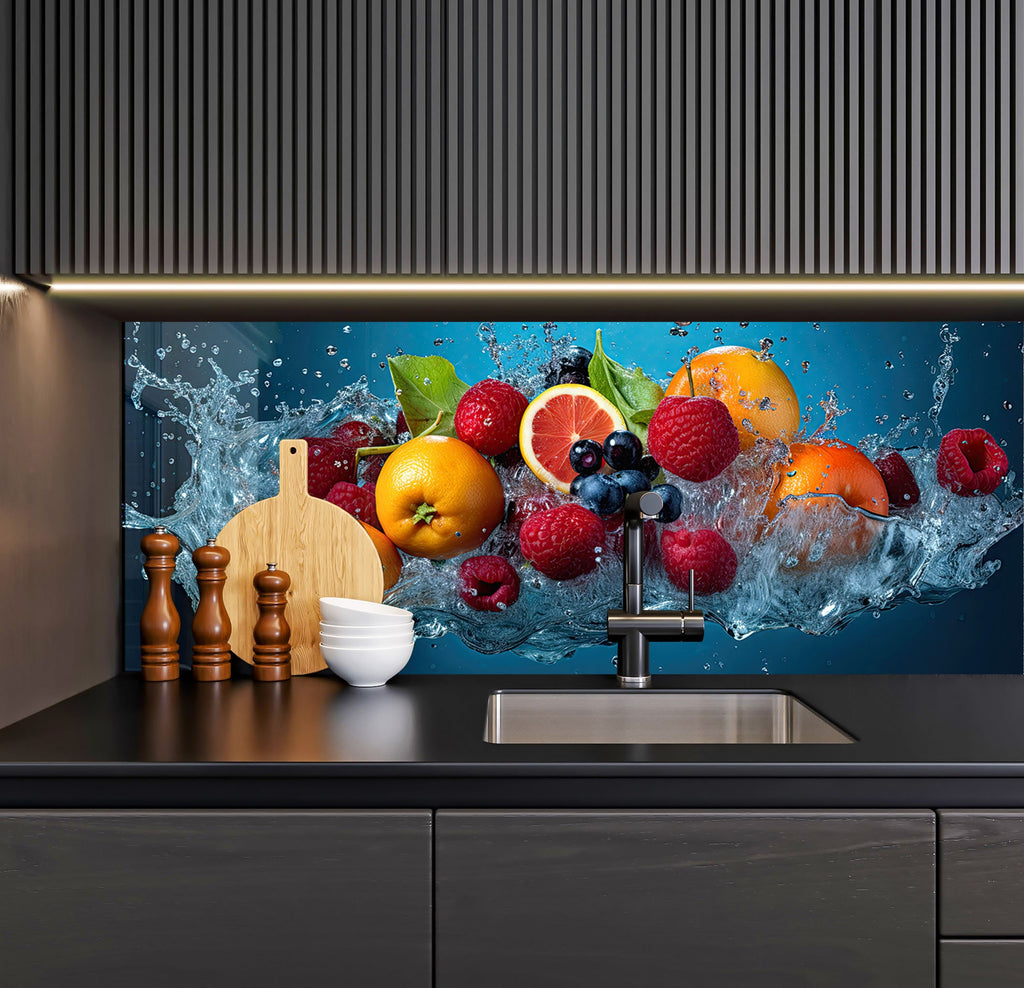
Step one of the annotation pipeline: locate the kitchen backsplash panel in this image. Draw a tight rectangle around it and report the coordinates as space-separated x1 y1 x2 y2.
124 320 1023 674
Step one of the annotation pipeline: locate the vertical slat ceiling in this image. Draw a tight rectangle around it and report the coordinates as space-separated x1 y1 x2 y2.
12 0 1024 276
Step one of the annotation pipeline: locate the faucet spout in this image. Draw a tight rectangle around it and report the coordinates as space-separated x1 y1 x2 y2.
609 491 704 688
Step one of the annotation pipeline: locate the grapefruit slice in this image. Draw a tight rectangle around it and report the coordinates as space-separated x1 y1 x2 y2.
519 384 626 492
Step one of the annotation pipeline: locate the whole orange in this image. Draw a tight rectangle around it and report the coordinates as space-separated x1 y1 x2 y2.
374 435 505 559
666 345 800 450
358 520 403 591
764 439 889 558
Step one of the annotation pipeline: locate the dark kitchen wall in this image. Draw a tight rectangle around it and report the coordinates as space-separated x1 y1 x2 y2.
11 0 1024 278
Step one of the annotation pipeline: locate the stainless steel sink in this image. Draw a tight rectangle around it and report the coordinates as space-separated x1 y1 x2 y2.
484 690 854 744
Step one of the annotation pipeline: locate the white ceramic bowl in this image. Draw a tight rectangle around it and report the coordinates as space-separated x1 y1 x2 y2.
320 618 414 635
320 640 415 688
320 597 414 626
320 630 414 648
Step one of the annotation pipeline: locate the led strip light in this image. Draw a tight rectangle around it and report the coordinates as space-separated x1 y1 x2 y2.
46 277 1024 295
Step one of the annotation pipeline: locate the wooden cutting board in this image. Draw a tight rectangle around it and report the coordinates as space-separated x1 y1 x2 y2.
216 439 385 675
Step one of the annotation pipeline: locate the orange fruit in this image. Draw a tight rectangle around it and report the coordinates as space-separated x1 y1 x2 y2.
358 520 403 591
666 345 800 450
374 435 505 559
519 384 626 492
764 439 889 558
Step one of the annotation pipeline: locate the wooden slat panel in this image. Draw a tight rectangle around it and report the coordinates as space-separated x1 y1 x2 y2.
10 0 1024 275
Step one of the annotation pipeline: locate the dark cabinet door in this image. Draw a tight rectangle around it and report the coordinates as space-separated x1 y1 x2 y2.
437 810 935 988
0 810 431 988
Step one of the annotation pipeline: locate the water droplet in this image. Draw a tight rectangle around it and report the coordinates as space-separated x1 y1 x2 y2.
273 358 283 367
343 325 351 333
250 388 259 397
885 360 894 369
433 338 444 346
423 377 432 385
801 361 810 373
326 345 338 356
339 358 350 370
903 390 914 400
1004 400 1014 410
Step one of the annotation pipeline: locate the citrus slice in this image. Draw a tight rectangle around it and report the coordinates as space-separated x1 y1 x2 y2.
519 384 626 492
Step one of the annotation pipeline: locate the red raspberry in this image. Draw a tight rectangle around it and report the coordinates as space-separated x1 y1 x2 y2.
325 481 379 529
873 451 920 508
304 437 346 497
395 411 410 437
519 504 607 580
661 528 738 596
454 379 530 456
937 427 1009 496
458 555 521 611
328 420 388 483
646 395 740 483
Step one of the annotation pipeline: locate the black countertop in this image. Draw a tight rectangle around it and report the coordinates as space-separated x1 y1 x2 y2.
1 672 1024 808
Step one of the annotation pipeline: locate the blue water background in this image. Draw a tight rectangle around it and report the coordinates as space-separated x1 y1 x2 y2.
124 320 1024 674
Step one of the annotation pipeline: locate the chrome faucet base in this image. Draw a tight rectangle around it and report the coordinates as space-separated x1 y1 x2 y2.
617 674 652 689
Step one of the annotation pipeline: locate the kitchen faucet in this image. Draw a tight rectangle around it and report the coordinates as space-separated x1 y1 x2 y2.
607 490 704 687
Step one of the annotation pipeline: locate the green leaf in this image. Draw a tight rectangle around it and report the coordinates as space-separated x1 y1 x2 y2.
388 355 471 438
587 329 665 445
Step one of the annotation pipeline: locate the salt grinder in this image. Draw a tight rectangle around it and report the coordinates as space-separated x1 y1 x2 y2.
252 563 292 681
191 539 232 681
140 526 181 681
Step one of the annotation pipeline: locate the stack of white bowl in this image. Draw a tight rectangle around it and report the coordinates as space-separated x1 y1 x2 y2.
319 597 415 687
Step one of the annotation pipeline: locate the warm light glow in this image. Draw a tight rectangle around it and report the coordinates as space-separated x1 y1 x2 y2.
0 278 27 295
46 277 1024 295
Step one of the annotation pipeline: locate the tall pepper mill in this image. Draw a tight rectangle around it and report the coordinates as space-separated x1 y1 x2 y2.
191 539 232 681
140 526 181 681
252 563 292 681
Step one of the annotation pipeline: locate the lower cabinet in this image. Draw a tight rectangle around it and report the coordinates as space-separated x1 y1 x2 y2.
940 811 1024 986
436 810 936 988
0 810 432 988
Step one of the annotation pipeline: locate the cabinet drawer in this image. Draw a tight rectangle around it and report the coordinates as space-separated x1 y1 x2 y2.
0 811 432 987
940 812 1024 936
941 941 1024 987
438 810 935 988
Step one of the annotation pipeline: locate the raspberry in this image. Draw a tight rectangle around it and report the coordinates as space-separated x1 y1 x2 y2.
937 427 1009 496
661 528 738 596
304 437 346 497
646 396 740 483
455 379 530 456
328 420 388 483
458 555 521 611
519 503 607 580
873 451 920 508
325 481 379 529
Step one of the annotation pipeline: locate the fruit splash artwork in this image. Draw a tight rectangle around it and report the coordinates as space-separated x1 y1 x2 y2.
124 320 1024 671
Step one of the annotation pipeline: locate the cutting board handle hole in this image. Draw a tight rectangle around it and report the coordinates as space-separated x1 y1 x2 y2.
289 446 297 454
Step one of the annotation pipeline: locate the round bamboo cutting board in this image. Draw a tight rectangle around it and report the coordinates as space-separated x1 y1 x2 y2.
216 439 385 675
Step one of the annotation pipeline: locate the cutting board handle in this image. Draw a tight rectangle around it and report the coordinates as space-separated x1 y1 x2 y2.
279 439 310 500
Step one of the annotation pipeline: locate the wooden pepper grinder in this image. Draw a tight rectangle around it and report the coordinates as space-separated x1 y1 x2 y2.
140 526 181 682
191 539 232 681
252 563 291 681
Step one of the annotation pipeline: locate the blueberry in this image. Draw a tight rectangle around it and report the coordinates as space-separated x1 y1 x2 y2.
570 474 586 497
543 346 593 388
603 430 643 471
638 455 661 483
651 483 684 523
569 439 604 475
576 473 626 515
611 469 650 494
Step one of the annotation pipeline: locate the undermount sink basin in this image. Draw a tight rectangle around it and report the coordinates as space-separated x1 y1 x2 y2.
484 690 854 745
